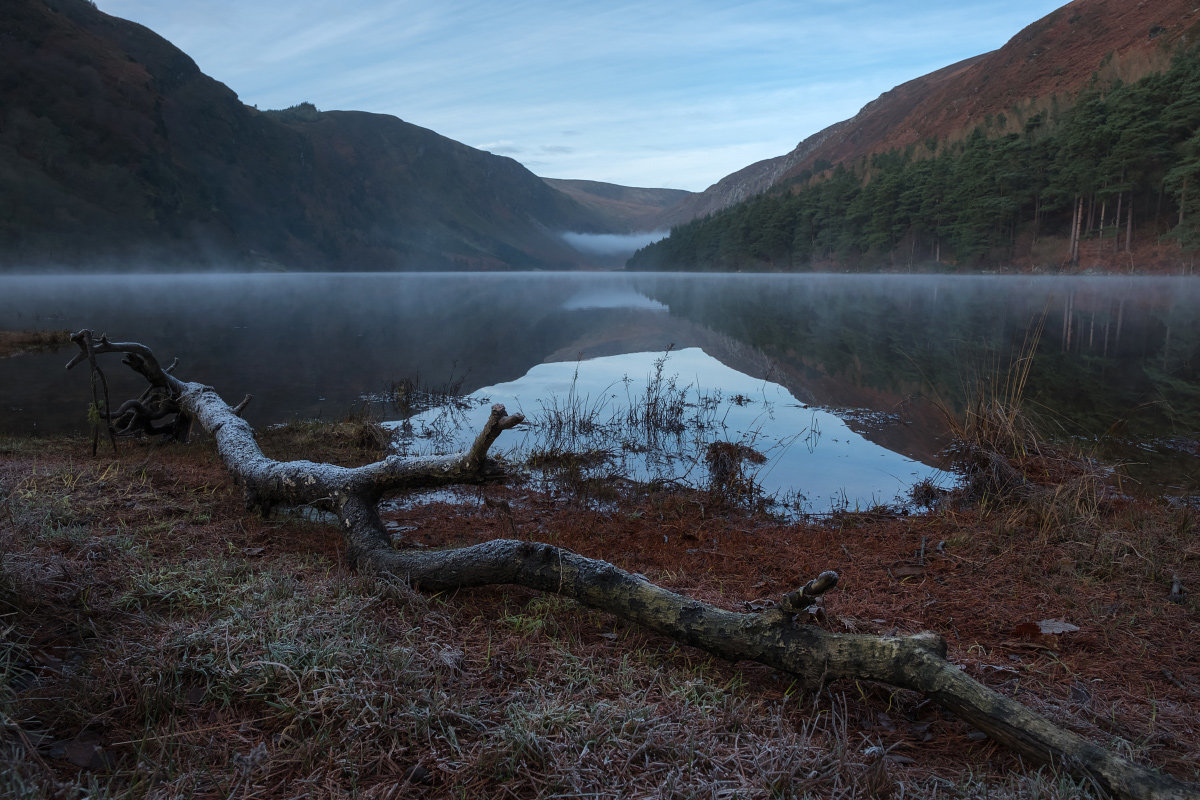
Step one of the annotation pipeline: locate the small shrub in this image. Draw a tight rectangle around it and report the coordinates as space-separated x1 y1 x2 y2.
705 440 767 508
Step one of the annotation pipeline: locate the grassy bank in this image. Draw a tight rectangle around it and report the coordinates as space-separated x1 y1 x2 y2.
0 330 71 359
2 420 1198 799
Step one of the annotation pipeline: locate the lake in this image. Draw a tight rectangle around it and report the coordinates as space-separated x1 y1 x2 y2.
1 272 1197 510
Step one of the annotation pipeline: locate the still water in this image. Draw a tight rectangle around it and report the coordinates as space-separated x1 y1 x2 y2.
1 272 1196 508
391 348 937 512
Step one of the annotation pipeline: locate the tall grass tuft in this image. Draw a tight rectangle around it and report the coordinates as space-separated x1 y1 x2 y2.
944 320 1112 533
622 349 689 440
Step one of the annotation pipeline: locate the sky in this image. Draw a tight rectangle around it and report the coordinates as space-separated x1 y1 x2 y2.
96 0 1068 192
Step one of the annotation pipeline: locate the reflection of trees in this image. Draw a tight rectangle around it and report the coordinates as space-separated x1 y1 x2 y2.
1146 302 1200 430
636 276 1200 439
3 274 1197 451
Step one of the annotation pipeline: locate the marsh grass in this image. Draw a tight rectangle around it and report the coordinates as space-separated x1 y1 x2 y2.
621 349 690 438
917 327 1198 648
941 323 1114 537
260 410 394 465
704 440 769 509
514 352 786 512
369 350 817 514
376 372 471 419
361 372 490 454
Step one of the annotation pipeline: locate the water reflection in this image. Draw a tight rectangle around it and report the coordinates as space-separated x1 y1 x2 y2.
0 271 1195 499
389 348 942 513
630 274 1200 493
561 287 667 311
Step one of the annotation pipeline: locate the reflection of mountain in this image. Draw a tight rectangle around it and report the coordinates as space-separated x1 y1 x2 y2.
542 285 952 464
560 287 668 313
2 274 1196 493
396 348 941 511
0 275 626 432
631 275 1200 477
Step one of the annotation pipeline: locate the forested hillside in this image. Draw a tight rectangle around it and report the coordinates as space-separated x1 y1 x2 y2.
630 47 1200 273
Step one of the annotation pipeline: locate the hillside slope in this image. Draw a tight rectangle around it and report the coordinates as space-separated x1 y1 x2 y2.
543 179 691 232
0 0 606 270
632 38 1200 271
663 0 1199 227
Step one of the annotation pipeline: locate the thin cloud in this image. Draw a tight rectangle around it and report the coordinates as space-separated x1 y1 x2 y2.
478 141 524 155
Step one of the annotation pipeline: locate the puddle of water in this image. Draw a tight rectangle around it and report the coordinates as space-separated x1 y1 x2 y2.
384 348 948 514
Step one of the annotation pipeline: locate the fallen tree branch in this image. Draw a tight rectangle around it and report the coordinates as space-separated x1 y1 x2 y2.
69 329 117 455
66 330 1199 800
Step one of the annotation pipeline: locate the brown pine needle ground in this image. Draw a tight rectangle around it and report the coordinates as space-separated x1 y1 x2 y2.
1 428 1197 799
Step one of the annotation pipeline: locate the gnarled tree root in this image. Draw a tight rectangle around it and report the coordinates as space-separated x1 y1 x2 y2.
67 330 1199 800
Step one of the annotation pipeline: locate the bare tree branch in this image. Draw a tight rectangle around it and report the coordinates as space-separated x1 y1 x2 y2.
65 330 1200 800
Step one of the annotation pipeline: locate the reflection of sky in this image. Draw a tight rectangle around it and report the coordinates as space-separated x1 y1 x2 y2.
561 287 668 311
390 348 944 513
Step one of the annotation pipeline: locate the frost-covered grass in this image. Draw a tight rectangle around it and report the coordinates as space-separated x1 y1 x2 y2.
2 432 1193 799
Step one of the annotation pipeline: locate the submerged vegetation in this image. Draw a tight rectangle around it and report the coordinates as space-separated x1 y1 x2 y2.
631 46 1200 272
383 350 850 515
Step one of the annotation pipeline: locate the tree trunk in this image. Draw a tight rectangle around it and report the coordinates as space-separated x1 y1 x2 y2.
1070 195 1083 265
1114 191 1124 253
66 331 1200 800
1127 196 1135 254
1181 176 1188 227
1033 194 1041 243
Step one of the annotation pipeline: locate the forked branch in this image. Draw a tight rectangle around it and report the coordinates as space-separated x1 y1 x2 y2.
66 331 1199 800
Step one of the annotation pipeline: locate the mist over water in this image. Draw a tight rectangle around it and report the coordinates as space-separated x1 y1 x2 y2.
561 230 668 256
1 271 1196 504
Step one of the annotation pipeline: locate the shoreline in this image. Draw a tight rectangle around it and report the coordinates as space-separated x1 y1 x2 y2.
0 329 69 359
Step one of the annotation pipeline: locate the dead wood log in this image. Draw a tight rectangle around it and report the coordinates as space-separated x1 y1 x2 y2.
66 331 1198 800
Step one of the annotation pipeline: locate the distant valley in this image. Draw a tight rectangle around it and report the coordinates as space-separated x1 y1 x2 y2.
0 0 691 271
5 0 1200 273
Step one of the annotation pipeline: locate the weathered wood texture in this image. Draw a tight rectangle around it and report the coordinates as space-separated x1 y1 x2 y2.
67 330 1198 800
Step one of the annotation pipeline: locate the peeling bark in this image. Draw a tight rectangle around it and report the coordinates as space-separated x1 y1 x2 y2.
67 331 1199 800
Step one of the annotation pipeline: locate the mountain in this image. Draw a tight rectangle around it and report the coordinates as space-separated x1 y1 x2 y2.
654 58 983 228
542 179 691 232
662 0 1200 228
0 0 619 271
